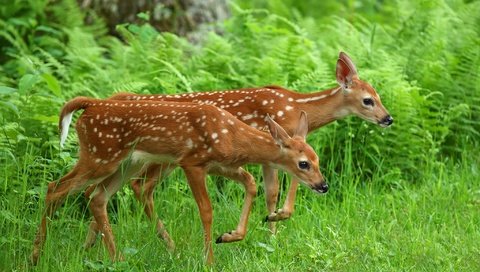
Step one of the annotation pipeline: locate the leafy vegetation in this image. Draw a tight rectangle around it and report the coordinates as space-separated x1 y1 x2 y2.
0 0 479 271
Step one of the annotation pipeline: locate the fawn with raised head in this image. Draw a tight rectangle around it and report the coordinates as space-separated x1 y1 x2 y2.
31 98 325 265
102 52 393 238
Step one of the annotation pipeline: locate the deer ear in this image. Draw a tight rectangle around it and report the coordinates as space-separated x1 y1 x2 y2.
266 114 291 146
339 51 358 76
336 58 355 89
294 111 308 139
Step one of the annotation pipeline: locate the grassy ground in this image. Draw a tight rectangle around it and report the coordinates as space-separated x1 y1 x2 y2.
1 146 479 271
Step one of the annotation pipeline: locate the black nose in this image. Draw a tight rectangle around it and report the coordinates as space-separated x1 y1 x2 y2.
314 182 328 193
382 115 393 126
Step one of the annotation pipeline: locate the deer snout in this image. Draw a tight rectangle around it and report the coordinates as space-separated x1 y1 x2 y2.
380 115 393 127
312 180 328 194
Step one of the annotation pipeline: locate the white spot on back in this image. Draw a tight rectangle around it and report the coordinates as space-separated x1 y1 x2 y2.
242 114 254 121
186 138 194 149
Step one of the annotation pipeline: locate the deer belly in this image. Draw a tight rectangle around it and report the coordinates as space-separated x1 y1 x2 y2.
130 150 176 165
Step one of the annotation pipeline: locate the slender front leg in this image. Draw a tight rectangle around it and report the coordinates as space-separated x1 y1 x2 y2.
266 178 299 221
213 167 257 243
183 166 214 265
262 165 279 233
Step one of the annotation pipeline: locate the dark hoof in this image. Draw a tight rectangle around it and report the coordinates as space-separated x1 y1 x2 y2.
215 236 223 244
264 215 270 222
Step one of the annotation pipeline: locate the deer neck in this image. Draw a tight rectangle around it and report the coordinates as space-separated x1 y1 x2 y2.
230 128 283 166
294 87 349 131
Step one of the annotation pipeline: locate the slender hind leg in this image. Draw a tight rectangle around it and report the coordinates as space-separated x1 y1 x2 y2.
84 163 176 251
212 167 257 243
86 162 144 261
31 160 113 265
131 163 175 250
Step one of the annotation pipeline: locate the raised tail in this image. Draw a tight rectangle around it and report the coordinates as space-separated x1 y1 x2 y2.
59 97 92 147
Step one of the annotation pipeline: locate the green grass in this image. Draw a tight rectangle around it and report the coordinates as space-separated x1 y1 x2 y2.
1 147 479 271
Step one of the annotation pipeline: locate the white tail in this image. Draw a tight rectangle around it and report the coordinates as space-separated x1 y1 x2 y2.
32 98 326 265
60 112 73 147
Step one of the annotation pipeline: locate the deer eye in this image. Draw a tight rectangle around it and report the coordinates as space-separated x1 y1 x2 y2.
298 161 310 170
363 98 374 106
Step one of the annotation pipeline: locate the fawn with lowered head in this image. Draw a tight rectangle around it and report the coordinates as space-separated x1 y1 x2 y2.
31 98 326 265
103 51 393 238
